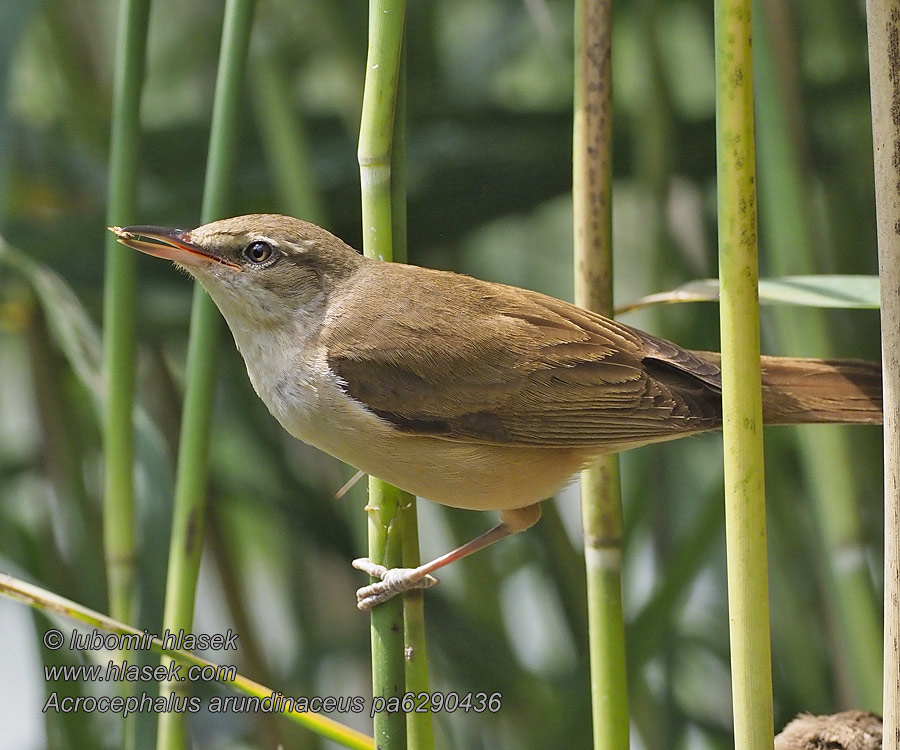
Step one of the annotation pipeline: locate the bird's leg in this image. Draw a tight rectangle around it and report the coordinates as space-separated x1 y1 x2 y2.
353 504 542 610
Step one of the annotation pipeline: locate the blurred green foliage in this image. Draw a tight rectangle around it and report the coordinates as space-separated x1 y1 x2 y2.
0 0 884 748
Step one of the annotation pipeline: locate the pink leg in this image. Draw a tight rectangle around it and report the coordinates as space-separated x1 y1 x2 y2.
353 504 542 610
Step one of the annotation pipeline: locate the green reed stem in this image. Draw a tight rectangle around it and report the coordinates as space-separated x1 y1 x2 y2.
714 1 774 748
104 3 151 746
156 1 257 748
573 1 629 748
103 0 150 632
391 49 435 750
357 1 415 748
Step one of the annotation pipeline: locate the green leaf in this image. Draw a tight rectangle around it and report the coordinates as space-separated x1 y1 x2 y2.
617 275 880 314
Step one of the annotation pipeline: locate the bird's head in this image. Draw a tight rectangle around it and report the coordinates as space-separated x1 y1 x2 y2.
111 214 363 330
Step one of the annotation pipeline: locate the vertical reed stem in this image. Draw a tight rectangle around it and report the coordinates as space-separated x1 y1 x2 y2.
573 1 629 748
865 0 900 741
714 0 774 747
391 49 435 750
357 2 415 748
156 1 257 748
103 0 151 630
104 4 151 745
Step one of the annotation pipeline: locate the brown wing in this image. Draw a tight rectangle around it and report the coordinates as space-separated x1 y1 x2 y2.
322 262 723 448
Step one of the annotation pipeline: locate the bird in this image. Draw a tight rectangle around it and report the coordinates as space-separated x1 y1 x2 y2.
111 214 883 609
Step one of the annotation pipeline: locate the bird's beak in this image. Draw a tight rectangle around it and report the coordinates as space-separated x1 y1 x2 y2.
109 225 240 269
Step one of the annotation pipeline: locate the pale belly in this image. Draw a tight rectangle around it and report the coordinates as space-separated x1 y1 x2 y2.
315 426 593 511
255 353 594 511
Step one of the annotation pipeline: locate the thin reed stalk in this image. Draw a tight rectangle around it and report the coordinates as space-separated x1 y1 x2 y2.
357 2 422 748
865 0 900 741
155 1 257 748
103 0 151 630
391 50 435 750
714 1 774 747
573 1 629 748
104 4 151 746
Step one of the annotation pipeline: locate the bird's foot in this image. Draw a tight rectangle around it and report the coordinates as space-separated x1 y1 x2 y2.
352 558 439 610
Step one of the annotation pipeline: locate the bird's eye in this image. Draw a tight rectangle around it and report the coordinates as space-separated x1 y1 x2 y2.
243 241 274 265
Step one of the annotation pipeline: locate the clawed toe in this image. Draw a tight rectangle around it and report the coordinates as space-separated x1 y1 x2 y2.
352 558 439 610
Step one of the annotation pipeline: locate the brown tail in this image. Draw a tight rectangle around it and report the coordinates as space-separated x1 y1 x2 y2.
758 356 882 425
